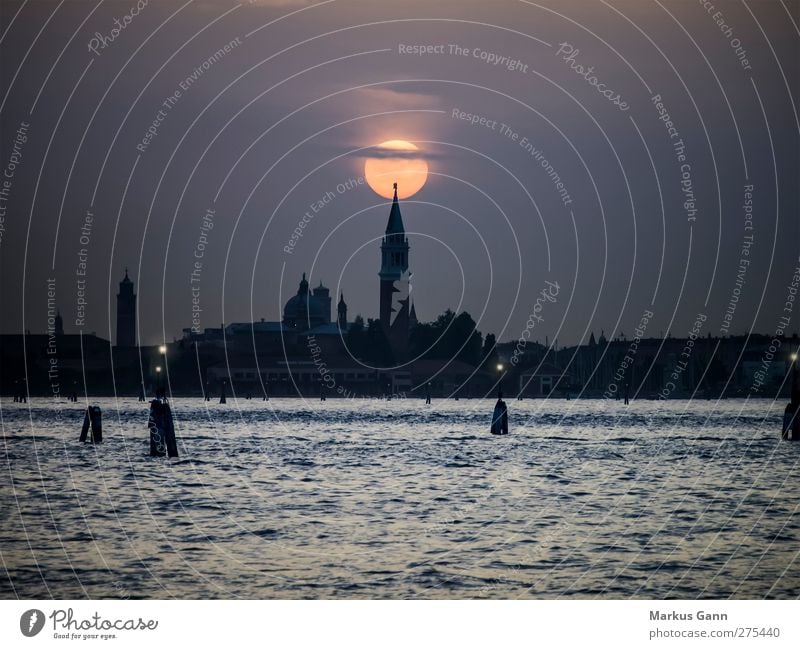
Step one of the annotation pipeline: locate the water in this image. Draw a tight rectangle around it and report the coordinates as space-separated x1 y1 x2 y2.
1 397 798 599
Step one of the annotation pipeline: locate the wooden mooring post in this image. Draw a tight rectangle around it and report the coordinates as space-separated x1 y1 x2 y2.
79 406 103 443
148 399 178 457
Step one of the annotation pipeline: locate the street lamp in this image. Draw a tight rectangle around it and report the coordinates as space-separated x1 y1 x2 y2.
157 346 168 399
496 363 504 397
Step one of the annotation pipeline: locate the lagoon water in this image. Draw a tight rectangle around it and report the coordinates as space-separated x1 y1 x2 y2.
1 398 798 599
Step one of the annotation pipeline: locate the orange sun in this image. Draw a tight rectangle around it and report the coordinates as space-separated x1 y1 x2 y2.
364 140 428 199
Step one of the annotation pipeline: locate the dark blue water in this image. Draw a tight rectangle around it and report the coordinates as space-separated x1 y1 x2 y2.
1 397 798 598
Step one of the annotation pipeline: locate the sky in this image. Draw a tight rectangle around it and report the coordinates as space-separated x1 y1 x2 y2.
0 0 798 347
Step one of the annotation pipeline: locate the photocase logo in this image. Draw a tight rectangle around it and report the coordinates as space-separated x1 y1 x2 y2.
20 609 45 637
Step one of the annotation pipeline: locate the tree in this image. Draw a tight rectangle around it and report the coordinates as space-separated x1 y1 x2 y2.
350 315 364 334
409 309 483 366
365 319 393 364
482 333 497 367
345 316 393 364
449 312 482 366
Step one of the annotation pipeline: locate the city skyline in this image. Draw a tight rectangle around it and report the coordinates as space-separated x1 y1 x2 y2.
3 0 800 620
0 0 797 350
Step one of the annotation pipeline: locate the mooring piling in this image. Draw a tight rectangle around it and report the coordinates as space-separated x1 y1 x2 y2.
79 405 103 443
783 359 799 440
490 390 509 435
782 404 796 440
148 398 178 457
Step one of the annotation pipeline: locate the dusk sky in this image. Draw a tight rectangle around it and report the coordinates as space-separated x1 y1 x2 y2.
1 0 797 347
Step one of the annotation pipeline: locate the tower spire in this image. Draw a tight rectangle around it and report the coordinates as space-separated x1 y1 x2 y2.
337 291 347 329
117 269 136 347
385 181 404 235
379 180 410 347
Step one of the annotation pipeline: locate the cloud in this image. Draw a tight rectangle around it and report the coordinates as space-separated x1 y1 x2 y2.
359 143 424 160
241 0 317 5
354 86 444 111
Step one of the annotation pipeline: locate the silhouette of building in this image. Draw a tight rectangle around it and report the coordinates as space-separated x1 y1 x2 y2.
337 292 347 330
116 269 136 347
519 362 570 397
379 182 412 360
178 186 425 395
282 273 332 330
313 281 331 323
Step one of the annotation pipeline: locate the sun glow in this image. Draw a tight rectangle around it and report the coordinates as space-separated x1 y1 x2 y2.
364 140 428 199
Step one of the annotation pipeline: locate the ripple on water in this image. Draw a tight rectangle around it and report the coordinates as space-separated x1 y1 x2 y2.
0 398 796 598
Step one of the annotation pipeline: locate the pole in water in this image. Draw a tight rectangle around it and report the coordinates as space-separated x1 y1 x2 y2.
490 390 509 435
219 379 227 404
79 406 102 443
785 360 800 440
624 382 630 405
793 363 800 440
425 382 431 405
148 398 178 457
782 404 796 440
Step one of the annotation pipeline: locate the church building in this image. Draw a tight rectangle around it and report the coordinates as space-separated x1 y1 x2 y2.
379 182 414 361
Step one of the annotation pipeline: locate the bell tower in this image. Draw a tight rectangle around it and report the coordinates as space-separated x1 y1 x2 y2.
379 183 412 362
379 183 410 332
337 292 348 330
116 269 136 347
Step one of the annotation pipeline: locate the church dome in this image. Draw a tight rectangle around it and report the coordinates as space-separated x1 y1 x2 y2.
282 273 328 329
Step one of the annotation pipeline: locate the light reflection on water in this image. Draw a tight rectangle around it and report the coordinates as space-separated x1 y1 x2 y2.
1 397 798 599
